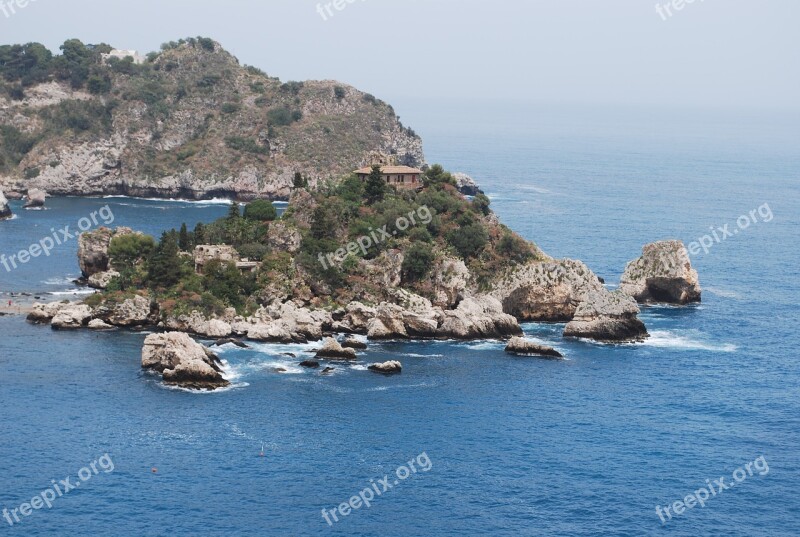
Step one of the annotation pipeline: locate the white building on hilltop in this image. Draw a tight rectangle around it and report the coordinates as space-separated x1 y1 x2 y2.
102 49 146 65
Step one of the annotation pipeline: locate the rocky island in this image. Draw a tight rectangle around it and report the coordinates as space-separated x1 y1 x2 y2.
4 37 702 390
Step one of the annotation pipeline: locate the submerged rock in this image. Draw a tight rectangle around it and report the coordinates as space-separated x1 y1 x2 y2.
23 188 46 209
321 367 335 375
620 240 701 305
564 290 648 343
315 338 357 361
504 337 563 358
213 338 249 348
0 189 12 220
141 332 229 391
368 361 402 375
299 360 320 369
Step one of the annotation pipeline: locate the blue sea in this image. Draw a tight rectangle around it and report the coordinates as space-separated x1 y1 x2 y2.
1 104 798 536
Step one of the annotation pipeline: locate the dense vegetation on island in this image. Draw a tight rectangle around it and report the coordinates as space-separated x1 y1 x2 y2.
0 37 423 199
89 165 544 319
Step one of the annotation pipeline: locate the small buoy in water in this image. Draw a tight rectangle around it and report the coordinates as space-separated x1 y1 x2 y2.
151 467 158 473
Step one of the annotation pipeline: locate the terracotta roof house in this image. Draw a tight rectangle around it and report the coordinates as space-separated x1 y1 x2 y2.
354 165 424 189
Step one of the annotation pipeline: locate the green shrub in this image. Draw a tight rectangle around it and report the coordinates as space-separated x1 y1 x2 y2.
244 200 277 222
197 37 216 52
402 243 435 282
23 167 40 179
238 242 269 261
225 136 269 155
447 223 488 259
334 86 346 100
221 102 241 114
267 107 302 127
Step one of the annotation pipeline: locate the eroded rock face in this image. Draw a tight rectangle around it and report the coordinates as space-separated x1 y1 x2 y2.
439 295 523 339
368 361 402 375
431 257 469 308
164 311 232 338
620 241 701 305
88 271 120 290
452 172 483 196
141 332 229 391
490 259 605 322
504 337 563 359
106 295 153 327
77 227 137 279
51 304 93 329
88 319 114 330
0 189 12 220
23 188 46 209
266 222 302 254
27 301 65 324
564 290 648 343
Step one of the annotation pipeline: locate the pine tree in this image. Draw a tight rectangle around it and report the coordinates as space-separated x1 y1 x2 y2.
227 201 241 220
293 172 308 189
194 222 206 245
365 164 386 203
148 232 182 289
178 223 189 251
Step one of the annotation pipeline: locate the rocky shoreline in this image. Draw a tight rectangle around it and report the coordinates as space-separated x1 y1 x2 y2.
20 224 702 391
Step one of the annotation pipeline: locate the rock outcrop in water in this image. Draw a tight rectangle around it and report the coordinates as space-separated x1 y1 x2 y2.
141 332 229 391
564 290 648 342
0 189 12 220
315 338 357 361
620 241 701 305
23 188 46 209
504 337 563 358
368 361 402 375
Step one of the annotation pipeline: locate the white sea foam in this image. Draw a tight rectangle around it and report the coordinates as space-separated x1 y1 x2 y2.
48 289 96 296
41 276 77 286
103 195 235 205
704 287 742 299
641 330 737 352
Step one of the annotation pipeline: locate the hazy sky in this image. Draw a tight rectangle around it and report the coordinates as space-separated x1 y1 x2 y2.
1 0 798 111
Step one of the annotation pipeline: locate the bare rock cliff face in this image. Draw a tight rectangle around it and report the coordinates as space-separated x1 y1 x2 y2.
489 259 606 322
77 226 138 279
620 240 701 305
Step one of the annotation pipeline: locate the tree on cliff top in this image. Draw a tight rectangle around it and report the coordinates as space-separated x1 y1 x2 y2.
365 164 386 203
